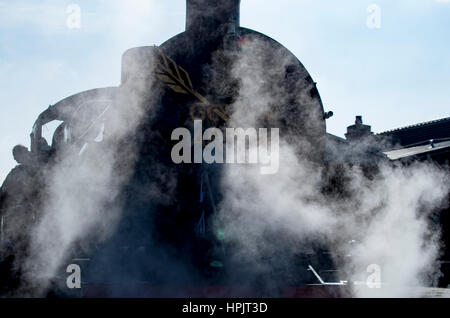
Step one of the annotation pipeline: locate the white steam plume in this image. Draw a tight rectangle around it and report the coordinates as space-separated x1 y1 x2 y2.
215 37 449 297
19 60 158 296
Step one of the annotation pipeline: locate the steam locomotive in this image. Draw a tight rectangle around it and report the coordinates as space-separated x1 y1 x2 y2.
0 0 344 297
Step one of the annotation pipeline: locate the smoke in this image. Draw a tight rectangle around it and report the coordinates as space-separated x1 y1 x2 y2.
15 54 162 296
214 37 450 297
2 6 448 297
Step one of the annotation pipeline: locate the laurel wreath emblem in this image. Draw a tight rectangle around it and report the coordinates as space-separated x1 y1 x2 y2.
153 46 229 122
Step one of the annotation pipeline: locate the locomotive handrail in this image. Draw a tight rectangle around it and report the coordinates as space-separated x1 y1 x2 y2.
30 87 118 157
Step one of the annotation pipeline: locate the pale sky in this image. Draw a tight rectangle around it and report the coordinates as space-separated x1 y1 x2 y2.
0 0 449 181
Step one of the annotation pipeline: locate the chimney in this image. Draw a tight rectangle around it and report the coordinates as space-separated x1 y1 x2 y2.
186 0 241 31
345 116 373 142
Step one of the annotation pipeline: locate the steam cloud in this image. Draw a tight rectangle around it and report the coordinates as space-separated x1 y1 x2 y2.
18 63 158 296
3 19 449 298
214 37 449 297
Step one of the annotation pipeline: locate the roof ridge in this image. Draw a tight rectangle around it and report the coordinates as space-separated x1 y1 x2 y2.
376 116 450 135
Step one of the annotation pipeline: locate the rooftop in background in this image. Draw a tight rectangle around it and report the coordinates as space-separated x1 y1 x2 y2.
376 116 450 149
377 117 450 135
383 140 450 161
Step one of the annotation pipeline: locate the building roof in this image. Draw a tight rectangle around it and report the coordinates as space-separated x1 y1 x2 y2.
383 140 450 160
377 117 450 135
376 116 450 148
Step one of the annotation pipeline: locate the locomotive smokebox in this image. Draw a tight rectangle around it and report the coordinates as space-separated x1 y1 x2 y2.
120 0 326 158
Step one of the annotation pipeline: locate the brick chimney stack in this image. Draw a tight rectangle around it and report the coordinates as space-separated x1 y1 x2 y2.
345 116 373 142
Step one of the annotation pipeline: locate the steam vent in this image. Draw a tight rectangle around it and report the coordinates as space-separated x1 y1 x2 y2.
1 0 449 298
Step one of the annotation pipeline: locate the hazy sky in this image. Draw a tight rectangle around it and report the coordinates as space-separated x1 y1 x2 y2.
0 0 449 181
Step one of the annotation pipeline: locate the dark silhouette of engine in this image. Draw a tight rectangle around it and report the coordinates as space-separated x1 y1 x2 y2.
0 0 339 297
